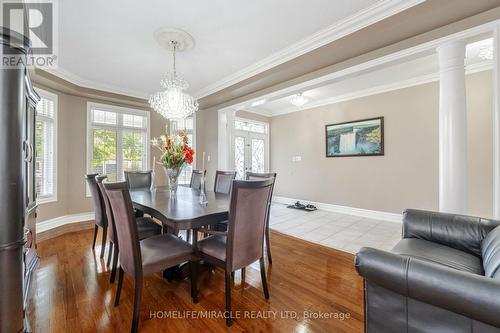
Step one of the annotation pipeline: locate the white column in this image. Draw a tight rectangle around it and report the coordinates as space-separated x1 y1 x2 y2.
217 109 236 170
437 40 467 214
494 27 500 219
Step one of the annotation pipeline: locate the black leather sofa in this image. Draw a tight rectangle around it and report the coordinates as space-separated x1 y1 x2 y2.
355 209 500 333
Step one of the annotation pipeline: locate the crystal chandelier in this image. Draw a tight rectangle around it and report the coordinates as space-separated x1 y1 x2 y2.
290 93 309 107
149 40 199 119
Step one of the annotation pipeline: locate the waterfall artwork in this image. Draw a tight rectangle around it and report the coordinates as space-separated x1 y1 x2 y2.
325 117 384 157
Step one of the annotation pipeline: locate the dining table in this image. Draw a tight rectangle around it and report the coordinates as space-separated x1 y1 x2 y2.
129 186 230 279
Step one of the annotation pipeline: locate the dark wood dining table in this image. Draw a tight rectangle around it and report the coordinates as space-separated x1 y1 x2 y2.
130 186 230 280
130 186 230 234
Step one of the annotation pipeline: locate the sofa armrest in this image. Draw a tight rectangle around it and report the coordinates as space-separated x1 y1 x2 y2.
402 209 499 257
355 247 500 328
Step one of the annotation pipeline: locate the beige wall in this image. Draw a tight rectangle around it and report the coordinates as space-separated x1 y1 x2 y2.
270 71 493 217
35 85 168 222
36 71 493 222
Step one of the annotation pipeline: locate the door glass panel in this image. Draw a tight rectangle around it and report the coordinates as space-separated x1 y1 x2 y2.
122 130 145 173
251 138 265 173
92 129 117 181
234 136 245 179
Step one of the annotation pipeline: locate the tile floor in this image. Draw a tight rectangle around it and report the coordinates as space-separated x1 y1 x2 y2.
269 203 402 254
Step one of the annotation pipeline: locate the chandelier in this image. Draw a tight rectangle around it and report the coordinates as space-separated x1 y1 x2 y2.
149 40 199 119
289 93 309 107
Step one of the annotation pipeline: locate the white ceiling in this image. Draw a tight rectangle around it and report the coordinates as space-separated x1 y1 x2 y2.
244 38 493 116
55 0 381 98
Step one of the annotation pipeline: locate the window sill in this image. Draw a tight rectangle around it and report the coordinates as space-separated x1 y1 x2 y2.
37 196 57 205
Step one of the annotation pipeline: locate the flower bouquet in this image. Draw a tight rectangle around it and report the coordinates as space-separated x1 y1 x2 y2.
151 130 194 196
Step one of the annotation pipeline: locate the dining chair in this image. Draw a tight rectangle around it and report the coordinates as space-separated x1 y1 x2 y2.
214 170 236 194
97 178 162 283
124 170 153 217
124 170 153 189
189 169 206 190
246 172 277 264
85 173 108 258
197 179 274 326
104 181 198 333
209 170 237 236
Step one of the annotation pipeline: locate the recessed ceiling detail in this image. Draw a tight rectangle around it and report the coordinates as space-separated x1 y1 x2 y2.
49 0 421 100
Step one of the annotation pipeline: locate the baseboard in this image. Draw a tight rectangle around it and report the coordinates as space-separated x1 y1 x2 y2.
272 196 402 223
37 212 95 234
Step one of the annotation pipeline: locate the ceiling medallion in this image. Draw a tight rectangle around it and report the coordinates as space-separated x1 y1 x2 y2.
149 28 199 119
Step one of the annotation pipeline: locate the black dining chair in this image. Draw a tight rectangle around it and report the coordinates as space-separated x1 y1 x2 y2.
124 170 153 217
197 179 274 326
190 169 206 190
185 169 207 243
85 173 108 258
104 181 198 333
214 170 236 194
124 170 153 189
246 172 277 264
97 177 162 283
210 171 237 236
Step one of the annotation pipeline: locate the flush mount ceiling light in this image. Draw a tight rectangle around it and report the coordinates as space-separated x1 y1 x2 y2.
149 28 199 119
478 44 493 60
289 93 309 107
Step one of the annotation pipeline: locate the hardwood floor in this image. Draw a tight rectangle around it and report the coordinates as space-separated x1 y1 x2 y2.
29 228 364 332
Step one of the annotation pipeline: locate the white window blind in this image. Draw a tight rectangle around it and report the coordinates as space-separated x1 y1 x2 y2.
169 117 195 185
87 103 150 182
35 89 57 202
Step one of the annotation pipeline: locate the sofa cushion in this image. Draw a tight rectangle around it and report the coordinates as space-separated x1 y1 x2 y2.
481 226 500 278
392 238 484 275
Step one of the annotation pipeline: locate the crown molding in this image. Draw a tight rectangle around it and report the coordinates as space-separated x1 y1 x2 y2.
220 18 499 117
42 0 424 103
270 60 493 117
44 67 150 100
193 0 426 99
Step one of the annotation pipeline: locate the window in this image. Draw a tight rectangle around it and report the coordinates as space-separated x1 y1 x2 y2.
87 103 150 182
234 119 266 134
35 88 57 203
169 116 195 185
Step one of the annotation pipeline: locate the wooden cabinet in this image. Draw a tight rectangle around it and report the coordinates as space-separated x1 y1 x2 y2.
23 73 40 332
0 28 40 333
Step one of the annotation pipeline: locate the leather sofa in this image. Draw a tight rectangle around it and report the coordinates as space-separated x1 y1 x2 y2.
355 209 500 333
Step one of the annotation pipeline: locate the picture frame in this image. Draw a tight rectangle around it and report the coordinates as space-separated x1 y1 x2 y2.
325 117 384 157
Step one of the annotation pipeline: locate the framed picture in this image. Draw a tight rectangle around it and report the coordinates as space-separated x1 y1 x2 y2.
325 117 384 157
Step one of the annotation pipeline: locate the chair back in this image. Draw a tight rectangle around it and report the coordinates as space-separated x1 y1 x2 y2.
97 176 118 245
190 169 206 190
246 172 277 199
226 179 274 271
246 172 277 218
214 170 236 194
104 181 142 276
85 174 107 228
124 170 152 189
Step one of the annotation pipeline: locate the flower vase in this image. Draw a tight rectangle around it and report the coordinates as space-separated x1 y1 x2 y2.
164 167 181 197
199 174 208 205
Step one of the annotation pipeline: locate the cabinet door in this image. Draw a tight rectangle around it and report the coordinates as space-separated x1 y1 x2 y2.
25 102 36 208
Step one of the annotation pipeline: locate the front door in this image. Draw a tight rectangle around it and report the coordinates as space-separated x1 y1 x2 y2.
233 119 268 179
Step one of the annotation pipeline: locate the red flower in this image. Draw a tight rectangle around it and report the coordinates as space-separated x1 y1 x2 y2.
182 146 194 164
